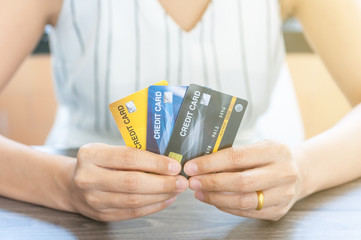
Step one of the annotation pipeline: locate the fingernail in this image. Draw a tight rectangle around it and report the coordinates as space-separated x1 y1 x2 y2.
185 162 198 175
195 191 204 201
168 162 180 174
190 179 201 191
165 196 177 205
176 176 188 192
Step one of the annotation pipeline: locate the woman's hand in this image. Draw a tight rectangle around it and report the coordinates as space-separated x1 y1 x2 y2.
66 143 188 222
184 140 302 221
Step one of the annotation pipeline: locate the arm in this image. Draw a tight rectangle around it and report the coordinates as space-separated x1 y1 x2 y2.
0 0 187 221
184 0 361 220
0 0 73 209
0 0 60 89
288 0 361 198
0 136 187 221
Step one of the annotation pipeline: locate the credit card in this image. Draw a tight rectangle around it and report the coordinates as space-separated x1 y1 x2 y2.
165 84 248 177
147 86 187 154
109 80 168 149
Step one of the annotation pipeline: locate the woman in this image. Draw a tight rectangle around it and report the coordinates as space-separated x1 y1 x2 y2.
0 0 361 222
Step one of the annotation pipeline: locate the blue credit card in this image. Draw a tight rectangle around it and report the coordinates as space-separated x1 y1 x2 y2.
147 86 187 154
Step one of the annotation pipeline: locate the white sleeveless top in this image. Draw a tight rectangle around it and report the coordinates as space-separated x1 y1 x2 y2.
46 0 304 148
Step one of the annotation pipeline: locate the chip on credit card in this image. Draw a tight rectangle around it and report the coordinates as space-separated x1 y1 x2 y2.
164 84 248 177
147 86 187 155
109 80 168 149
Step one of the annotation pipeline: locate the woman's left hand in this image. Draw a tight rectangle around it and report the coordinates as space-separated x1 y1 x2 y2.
184 140 302 221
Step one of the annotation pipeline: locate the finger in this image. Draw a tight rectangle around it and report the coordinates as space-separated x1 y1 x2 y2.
89 197 177 222
76 168 188 194
189 165 296 193
217 205 287 221
84 191 178 210
78 144 182 175
184 140 290 176
194 185 295 210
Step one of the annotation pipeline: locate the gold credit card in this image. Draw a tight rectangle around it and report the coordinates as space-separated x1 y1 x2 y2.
109 80 168 149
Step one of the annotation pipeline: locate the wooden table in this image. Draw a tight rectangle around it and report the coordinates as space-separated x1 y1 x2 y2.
1 147 361 239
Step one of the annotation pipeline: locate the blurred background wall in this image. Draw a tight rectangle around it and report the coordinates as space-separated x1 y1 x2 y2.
0 18 351 145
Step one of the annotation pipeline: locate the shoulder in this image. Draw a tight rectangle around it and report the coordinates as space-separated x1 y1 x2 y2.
0 0 63 26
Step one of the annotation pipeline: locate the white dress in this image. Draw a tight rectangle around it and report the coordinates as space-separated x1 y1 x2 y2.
46 0 304 148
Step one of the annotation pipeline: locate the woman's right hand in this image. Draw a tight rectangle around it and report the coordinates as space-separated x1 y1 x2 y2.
66 143 188 222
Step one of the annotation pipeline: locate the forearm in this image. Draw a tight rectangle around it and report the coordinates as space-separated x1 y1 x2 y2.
0 135 76 212
295 103 361 200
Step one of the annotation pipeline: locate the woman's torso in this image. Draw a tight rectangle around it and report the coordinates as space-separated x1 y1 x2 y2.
47 0 302 147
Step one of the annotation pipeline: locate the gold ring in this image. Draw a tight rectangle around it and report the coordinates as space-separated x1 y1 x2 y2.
256 190 264 210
